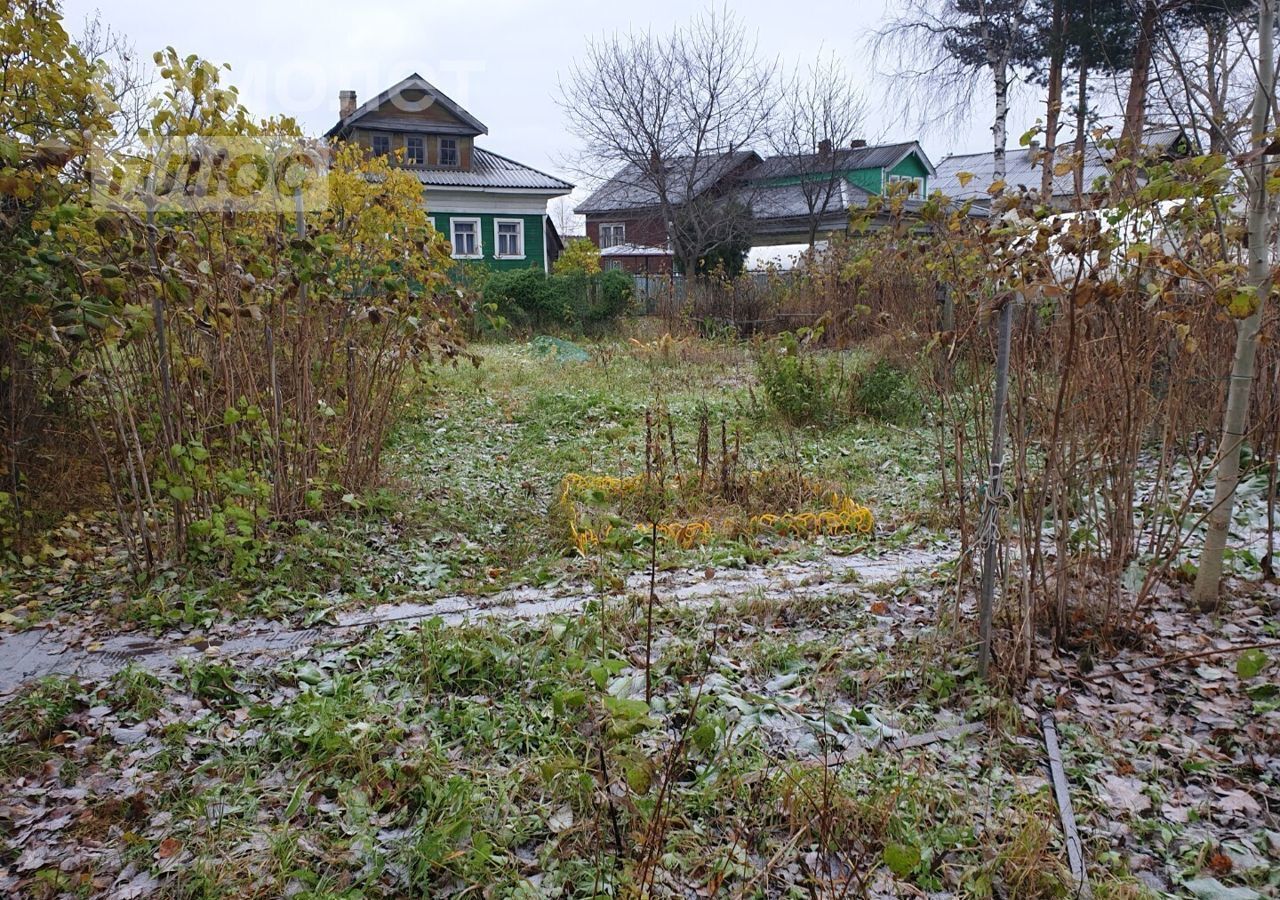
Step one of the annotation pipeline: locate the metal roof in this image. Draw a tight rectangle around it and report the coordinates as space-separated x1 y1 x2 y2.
578 143 934 216
745 179 967 235
932 129 1195 203
749 141 935 181
576 150 760 214
932 143 1112 202
413 147 572 193
747 179 874 222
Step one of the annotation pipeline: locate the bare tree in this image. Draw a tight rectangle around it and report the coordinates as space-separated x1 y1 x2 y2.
1114 1 1255 191
1150 2 1265 155
77 13 153 154
548 195 583 238
560 7 776 276
1193 0 1275 606
1038 0 1067 197
873 0 1035 183
1115 0 1162 184
765 53 868 246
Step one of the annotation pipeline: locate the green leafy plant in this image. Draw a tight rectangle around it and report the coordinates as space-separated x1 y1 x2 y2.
482 269 633 331
754 329 845 426
851 358 923 424
1 675 80 743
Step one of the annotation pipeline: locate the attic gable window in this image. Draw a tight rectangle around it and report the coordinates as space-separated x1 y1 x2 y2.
439 138 459 167
886 174 924 199
406 136 424 166
372 134 390 157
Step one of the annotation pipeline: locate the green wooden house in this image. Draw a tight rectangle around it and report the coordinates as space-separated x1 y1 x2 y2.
748 141 937 245
580 141 939 257
326 74 573 272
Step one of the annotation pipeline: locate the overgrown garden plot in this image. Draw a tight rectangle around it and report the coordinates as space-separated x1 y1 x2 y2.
1 337 1276 898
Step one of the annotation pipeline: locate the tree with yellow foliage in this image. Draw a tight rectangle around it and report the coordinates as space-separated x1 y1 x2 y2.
553 237 602 276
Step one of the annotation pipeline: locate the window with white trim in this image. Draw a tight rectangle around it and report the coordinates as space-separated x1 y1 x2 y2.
439 138 459 167
449 218 481 258
886 174 924 198
598 223 625 249
371 134 390 157
604 259 624 271
405 136 424 165
495 219 524 258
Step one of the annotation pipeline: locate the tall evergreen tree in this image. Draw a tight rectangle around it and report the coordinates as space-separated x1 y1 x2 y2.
1023 0 1137 201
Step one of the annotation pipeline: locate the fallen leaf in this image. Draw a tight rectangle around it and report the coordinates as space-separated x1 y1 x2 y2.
547 805 573 834
1184 877 1261 900
1103 774 1152 815
1216 789 1261 818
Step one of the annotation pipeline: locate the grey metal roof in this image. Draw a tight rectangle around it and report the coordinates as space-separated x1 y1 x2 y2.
749 141 935 181
932 129 1195 203
747 179 876 220
576 150 760 214
746 179 960 234
413 147 572 193
326 73 487 139
932 143 1111 202
1143 127 1196 157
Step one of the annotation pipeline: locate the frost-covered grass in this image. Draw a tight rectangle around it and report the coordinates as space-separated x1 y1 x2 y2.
384 339 949 597
1 585 1101 898
0 335 947 631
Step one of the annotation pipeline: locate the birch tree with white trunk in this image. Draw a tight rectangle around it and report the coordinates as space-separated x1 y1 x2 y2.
1193 0 1276 608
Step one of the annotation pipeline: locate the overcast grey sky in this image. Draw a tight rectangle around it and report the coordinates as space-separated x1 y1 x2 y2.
66 1 1044 191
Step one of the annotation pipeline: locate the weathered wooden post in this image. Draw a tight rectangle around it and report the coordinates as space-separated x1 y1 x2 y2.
978 293 1014 680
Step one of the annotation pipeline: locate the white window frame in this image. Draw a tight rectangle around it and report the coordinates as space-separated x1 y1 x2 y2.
405 135 425 166
599 223 625 249
439 137 459 167
494 218 525 259
886 174 924 198
449 217 482 259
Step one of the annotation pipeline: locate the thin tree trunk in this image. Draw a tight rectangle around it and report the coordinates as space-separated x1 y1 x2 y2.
979 295 1014 680
1265 359 1278 579
1073 57 1090 206
1115 0 1160 196
978 51 1012 680
1041 0 1065 200
1193 0 1275 608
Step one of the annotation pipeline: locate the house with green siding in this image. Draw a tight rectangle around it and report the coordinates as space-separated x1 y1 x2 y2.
578 141 940 265
747 141 937 245
327 74 572 272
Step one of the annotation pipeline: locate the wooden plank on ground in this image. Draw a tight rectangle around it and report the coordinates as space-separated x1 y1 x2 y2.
1042 712 1093 900
817 720 987 768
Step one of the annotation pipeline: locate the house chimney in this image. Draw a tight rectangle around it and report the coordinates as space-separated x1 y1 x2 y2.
339 90 357 119
818 138 832 157
850 139 867 149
